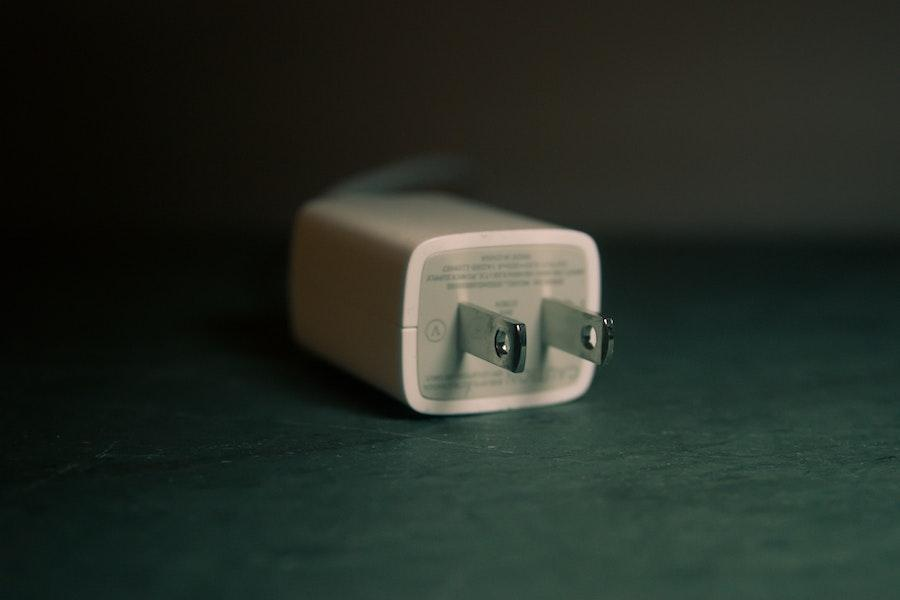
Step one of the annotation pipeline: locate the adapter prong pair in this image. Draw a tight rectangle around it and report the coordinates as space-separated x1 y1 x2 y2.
458 300 614 373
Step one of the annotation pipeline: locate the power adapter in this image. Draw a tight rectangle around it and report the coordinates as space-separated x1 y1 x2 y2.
288 185 613 415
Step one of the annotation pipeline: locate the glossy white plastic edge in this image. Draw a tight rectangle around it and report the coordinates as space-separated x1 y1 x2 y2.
399 228 601 415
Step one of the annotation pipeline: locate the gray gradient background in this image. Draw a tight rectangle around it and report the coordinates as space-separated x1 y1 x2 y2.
9 1 900 237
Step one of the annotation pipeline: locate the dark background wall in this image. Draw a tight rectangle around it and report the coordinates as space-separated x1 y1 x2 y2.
9 1 900 238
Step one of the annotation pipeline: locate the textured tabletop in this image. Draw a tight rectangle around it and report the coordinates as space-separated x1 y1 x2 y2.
3 235 899 599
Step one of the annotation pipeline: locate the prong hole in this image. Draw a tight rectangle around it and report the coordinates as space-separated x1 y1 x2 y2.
581 325 597 350
494 330 509 357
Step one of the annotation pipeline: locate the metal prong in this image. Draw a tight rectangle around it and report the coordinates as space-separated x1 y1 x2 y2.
542 298 614 365
458 303 526 373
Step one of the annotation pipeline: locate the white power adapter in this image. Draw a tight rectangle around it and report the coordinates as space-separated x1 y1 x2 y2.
288 187 613 416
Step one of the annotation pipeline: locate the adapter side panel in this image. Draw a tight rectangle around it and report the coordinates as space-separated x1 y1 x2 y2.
288 205 406 399
307 193 552 250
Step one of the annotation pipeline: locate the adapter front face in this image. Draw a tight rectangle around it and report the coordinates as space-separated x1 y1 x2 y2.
399 229 601 415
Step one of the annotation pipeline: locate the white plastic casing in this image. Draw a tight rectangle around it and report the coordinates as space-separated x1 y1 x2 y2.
288 193 601 415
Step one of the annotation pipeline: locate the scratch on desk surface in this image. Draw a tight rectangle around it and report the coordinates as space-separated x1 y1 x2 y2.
19 441 120 493
21 462 81 492
170 411 596 462
321 423 516 455
94 440 118 460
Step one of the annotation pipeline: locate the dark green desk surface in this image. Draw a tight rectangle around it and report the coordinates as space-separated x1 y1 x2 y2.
3 235 899 598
